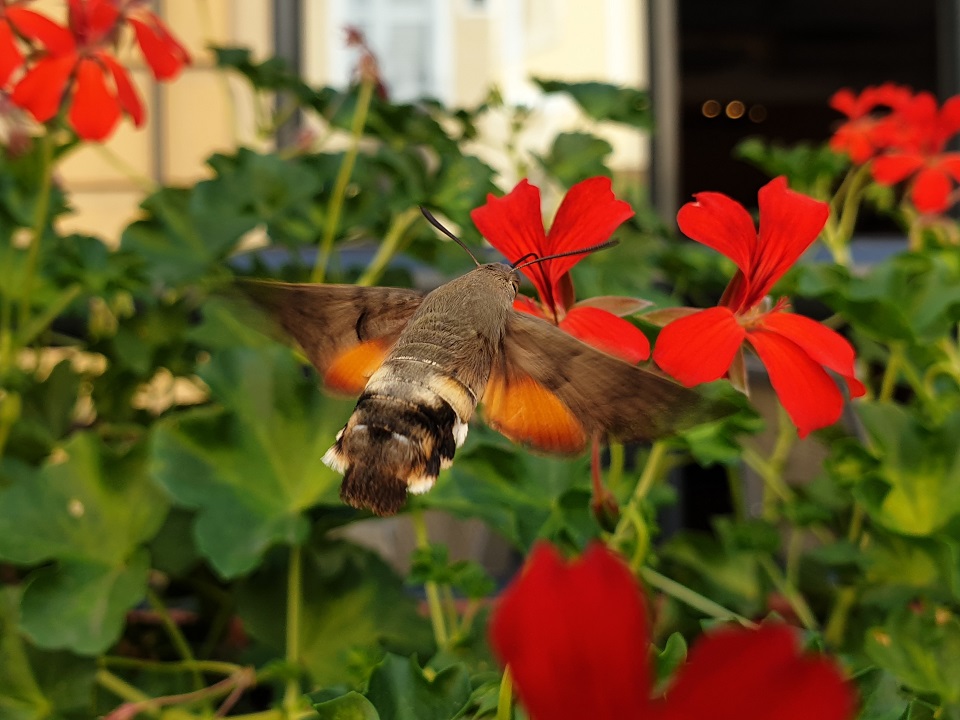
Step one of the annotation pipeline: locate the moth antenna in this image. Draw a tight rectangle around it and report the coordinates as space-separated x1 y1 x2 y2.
420 206 481 267
514 239 619 271
511 251 539 268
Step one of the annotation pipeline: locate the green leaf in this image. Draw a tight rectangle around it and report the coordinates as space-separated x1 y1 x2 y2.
654 632 688 688
419 427 597 551
865 604 960 703
0 434 168 654
150 346 353 577
536 132 613 187
854 403 960 536
365 654 471 720
408 545 495 599
236 538 433 688
853 668 911 720
533 78 652 128
313 692 381 720
0 588 96 720
733 138 847 196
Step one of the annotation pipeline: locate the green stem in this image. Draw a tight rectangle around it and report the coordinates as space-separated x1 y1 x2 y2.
758 556 818 631
609 441 668 562
496 665 513 720
726 463 746 521
311 79 375 284
101 656 243 676
356 206 421 287
640 567 756 627
607 441 625 493
283 543 303 718
18 132 55 331
96 669 160 716
824 586 858 647
879 344 904 402
146 589 203 693
441 584 460 640
411 510 449 649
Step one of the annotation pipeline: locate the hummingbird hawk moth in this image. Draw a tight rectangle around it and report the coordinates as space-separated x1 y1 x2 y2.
242 223 723 517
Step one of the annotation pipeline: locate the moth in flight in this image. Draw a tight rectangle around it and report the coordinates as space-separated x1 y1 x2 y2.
243 216 724 516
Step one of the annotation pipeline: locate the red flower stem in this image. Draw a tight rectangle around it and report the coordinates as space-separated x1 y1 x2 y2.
495 665 513 720
100 656 246 677
609 441 667 567
311 77 375 284
741 409 796 521
283 543 303 718
146 589 204 695
758 555 818 631
356 207 421 287
411 509 450 649
639 566 756 627
17 132 55 334
878 343 905 401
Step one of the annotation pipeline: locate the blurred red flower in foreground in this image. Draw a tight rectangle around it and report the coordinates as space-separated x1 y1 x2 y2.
9 0 188 141
471 177 651 363
653 177 865 437
490 542 854 720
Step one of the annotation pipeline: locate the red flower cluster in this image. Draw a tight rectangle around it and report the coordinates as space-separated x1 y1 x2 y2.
490 542 855 720
471 177 652 363
1 0 188 141
830 84 960 213
653 177 865 437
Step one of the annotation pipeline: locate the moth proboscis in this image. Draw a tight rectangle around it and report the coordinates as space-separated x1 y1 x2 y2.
240 224 729 516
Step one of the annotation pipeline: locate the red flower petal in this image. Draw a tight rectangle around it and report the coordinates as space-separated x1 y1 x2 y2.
559 306 650 363
7 7 74 54
677 189 756 276
129 15 190 81
871 153 925 184
11 54 76 122
759 312 866 398
653 306 745 386
489 543 650 720
543 176 634 283
748 177 829 308
471 180 553 307
651 624 855 720
513 294 548 318
68 57 120 141
0 19 23 86
910 166 953 213
746 328 844 437
100 53 144 126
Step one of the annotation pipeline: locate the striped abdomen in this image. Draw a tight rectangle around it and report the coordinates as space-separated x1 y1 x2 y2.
323 269 509 516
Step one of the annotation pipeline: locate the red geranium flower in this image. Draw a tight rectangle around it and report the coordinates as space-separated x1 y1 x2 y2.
653 177 865 437
471 177 651 363
123 1 189 81
10 0 188 141
489 542 855 720
828 83 912 164
869 91 960 214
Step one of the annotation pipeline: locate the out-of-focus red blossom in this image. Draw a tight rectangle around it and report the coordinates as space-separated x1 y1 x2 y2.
653 177 865 437
0 2 57 86
9 0 188 141
489 542 856 720
123 2 189 81
869 92 960 213
471 177 651 363
830 85 960 213
828 83 912 163
343 24 387 100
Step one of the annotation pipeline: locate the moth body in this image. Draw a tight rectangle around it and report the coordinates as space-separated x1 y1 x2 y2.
324 263 520 515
